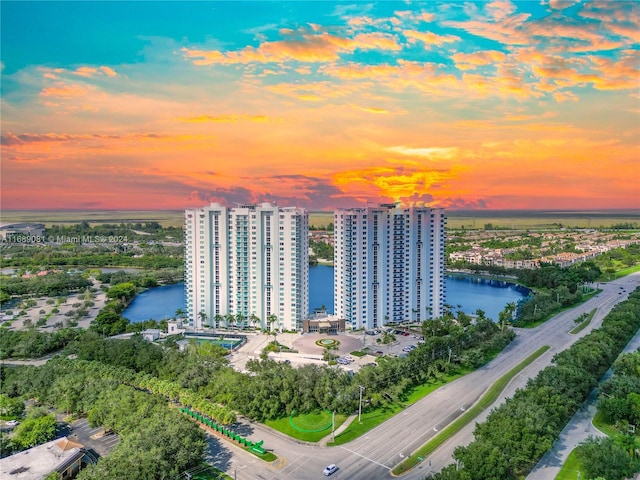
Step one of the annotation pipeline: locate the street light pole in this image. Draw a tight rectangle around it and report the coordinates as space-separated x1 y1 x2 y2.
358 385 365 423
332 410 335 442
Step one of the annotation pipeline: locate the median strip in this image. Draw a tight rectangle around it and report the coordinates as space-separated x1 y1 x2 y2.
392 345 550 475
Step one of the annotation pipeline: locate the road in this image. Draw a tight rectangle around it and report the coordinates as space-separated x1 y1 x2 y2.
526 318 640 480
206 273 640 480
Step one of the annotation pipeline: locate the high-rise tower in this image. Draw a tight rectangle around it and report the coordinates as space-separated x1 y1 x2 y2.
184 203 308 331
334 205 445 330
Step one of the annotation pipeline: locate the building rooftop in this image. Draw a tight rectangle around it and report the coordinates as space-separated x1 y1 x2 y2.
0 437 84 480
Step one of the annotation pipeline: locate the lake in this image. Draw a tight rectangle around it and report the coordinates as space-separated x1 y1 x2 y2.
123 266 528 323
123 283 186 322
308 266 528 321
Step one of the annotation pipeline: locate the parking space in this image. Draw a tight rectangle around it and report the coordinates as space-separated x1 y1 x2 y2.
67 418 120 457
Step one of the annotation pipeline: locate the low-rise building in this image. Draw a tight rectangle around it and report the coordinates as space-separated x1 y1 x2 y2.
141 329 161 342
302 313 345 334
0 437 90 480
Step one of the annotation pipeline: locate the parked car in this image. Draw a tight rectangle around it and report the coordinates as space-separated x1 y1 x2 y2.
5 420 19 427
344 355 354 362
323 464 338 476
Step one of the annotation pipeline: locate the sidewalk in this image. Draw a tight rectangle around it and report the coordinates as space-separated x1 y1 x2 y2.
318 414 357 446
527 327 640 480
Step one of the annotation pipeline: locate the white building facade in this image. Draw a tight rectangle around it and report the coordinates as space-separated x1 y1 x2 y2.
334 205 446 330
184 203 309 331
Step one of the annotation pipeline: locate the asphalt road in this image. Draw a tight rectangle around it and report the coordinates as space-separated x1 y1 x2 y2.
526 321 640 480
208 273 640 480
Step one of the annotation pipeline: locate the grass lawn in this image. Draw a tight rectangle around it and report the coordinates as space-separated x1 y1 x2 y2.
392 346 550 475
569 309 596 335
593 410 623 438
613 264 640 278
554 449 582 480
520 290 600 329
556 411 640 479
188 465 234 480
265 411 348 442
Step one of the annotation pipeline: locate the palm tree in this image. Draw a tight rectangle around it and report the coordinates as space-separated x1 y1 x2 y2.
198 311 208 331
214 314 223 330
235 312 245 329
382 331 396 352
249 313 260 330
267 314 278 332
443 304 455 318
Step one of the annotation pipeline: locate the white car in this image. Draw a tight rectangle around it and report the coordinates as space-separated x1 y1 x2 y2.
5 420 19 427
323 464 338 476
344 355 354 362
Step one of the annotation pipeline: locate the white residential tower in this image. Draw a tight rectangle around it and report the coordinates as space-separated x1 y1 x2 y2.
334 205 446 330
184 203 309 331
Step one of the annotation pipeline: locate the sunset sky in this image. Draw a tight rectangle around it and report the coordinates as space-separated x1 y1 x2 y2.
1 1 638 211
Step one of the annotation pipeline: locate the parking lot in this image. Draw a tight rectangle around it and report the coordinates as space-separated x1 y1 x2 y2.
67 418 120 457
362 328 424 358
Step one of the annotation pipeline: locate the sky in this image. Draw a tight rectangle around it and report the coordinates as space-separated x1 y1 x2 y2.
1 1 639 211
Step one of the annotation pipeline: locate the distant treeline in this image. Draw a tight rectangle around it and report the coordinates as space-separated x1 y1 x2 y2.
2 245 183 269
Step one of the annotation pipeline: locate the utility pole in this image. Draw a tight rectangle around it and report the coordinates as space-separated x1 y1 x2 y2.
358 385 365 423
332 410 335 441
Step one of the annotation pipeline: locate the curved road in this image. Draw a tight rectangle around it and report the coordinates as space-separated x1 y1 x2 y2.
205 274 640 480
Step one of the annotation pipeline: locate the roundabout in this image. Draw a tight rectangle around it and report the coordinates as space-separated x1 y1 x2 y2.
315 338 340 348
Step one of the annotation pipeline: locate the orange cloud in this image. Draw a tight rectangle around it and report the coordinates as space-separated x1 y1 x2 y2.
351 105 390 114
452 50 507 70
485 0 517 21
332 163 459 204
40 84 91 97
386 146 459 159
404 30 460 47
72 66 118 78
265 80 369 101
177 114 269 123
183 30 402 66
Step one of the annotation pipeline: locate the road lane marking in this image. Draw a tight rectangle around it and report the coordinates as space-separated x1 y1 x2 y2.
340 446 391 469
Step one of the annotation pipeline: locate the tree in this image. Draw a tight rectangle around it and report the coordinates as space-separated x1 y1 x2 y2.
12 413 57 450
249 313 260 330
267 314 278 332
575 436 635 480
381 331 396 352
106 282 137 302
223 313 234 329
198 311 208 329
0 394 24 417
